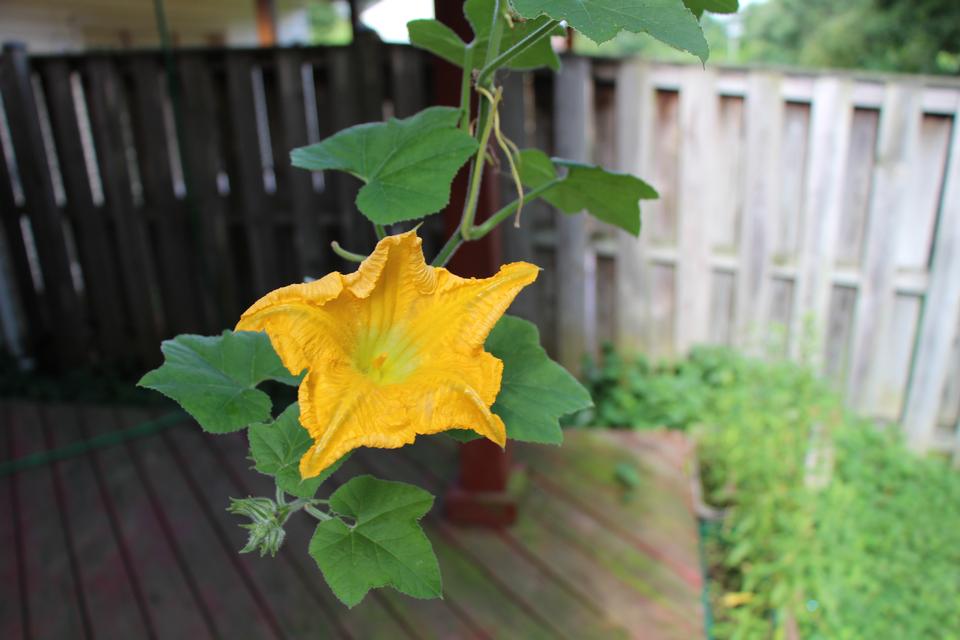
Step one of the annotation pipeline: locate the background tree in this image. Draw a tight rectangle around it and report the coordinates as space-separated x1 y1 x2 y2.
576 0 960 75
740 0 960 74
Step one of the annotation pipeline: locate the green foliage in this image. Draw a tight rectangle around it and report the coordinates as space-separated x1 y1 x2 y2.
518 149 657 235
585 345 960 639
488 315 593 443
137 331 299 434
309 475 441 607
573 13 732 62
738 0 960 74
448 315 593 443
407 20 468 67
227 496 291 557
291 107 478 224
248 403 349 498
467 0 563 70
682 0 738 19
512 0 710 61
409 0 562 71
307 0 352 45
573 343 734 428
800 426 960 638
613 461 641 490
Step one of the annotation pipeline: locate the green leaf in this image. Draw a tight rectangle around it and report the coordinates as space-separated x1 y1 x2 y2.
290 107 477 224
518 149 658 235
490 315 593 444
512 0 709 61
248 403 349 498
138 331 298 434
466 0 563 71
683 0 738 19
407 19 466 66
614 462 642 490
408 1 561 72
516 146 558 187
309 476 441 607
447 314 593 444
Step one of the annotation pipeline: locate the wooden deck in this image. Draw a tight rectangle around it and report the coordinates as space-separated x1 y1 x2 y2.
0 401 704 639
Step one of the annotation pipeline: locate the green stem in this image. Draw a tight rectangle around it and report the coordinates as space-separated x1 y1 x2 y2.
374 224 386 240
456 0 503 236
477 18 561 87
304 504 332 521
469 179 561 239
459 99 497 240
432 229 464 267
331 240 366 263
481 0 506 77
458 44 475 131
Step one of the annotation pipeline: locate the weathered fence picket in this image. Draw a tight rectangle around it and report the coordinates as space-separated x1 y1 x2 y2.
0 42 440 372
903 105 960 453
589 61 959 457
554 57 596 376
1 44 86 365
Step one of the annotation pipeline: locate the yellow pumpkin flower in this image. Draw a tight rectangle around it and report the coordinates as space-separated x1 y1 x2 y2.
236 231 538 479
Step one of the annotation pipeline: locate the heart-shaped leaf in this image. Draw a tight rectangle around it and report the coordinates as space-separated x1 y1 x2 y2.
512 0 709 61
291 107 477 224
309 475 440 607
248 403 349 498
408 0 562 71
518 149 658 236
138 331 299 434
449 314 593 444
683 0 738 18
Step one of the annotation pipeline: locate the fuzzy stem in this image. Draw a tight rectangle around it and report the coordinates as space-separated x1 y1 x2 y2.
469 179 561 239
330 240 366 263
458 44 476 131
477 18 561 87
432 229 464 267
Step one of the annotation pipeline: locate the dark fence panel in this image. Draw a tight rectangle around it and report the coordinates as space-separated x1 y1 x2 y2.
0 40 434 373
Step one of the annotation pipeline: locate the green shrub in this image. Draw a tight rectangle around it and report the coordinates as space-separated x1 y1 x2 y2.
583 345 960 639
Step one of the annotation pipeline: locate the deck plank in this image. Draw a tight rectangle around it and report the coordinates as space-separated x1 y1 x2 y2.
1 401 705 640
83 406 216 639
41 403 153 639
516 477 701 638
517 432 702 590
401 432 704 640
0 403 25 638
8 401 90 638
356 449 608 640
171 423 356 639
123 408 281 639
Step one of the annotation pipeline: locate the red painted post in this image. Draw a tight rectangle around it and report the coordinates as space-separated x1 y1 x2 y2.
433 0 517 527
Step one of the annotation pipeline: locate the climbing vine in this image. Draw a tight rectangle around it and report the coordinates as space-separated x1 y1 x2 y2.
140 0 736 608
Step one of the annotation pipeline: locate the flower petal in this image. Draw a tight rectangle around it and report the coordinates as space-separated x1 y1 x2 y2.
235 272 349 375
236 231 539 478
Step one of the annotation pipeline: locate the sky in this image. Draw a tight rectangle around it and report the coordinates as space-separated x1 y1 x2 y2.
361 0 434 43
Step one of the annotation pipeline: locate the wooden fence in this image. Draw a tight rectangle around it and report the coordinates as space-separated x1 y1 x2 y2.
0 38 444 374
1 42 958 455
514 58 960 456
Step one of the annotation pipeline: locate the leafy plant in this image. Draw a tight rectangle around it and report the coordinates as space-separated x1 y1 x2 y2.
585 345 960 639
138 0 730 608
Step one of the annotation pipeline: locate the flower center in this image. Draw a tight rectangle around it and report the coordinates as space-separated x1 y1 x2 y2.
354 329 418 384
